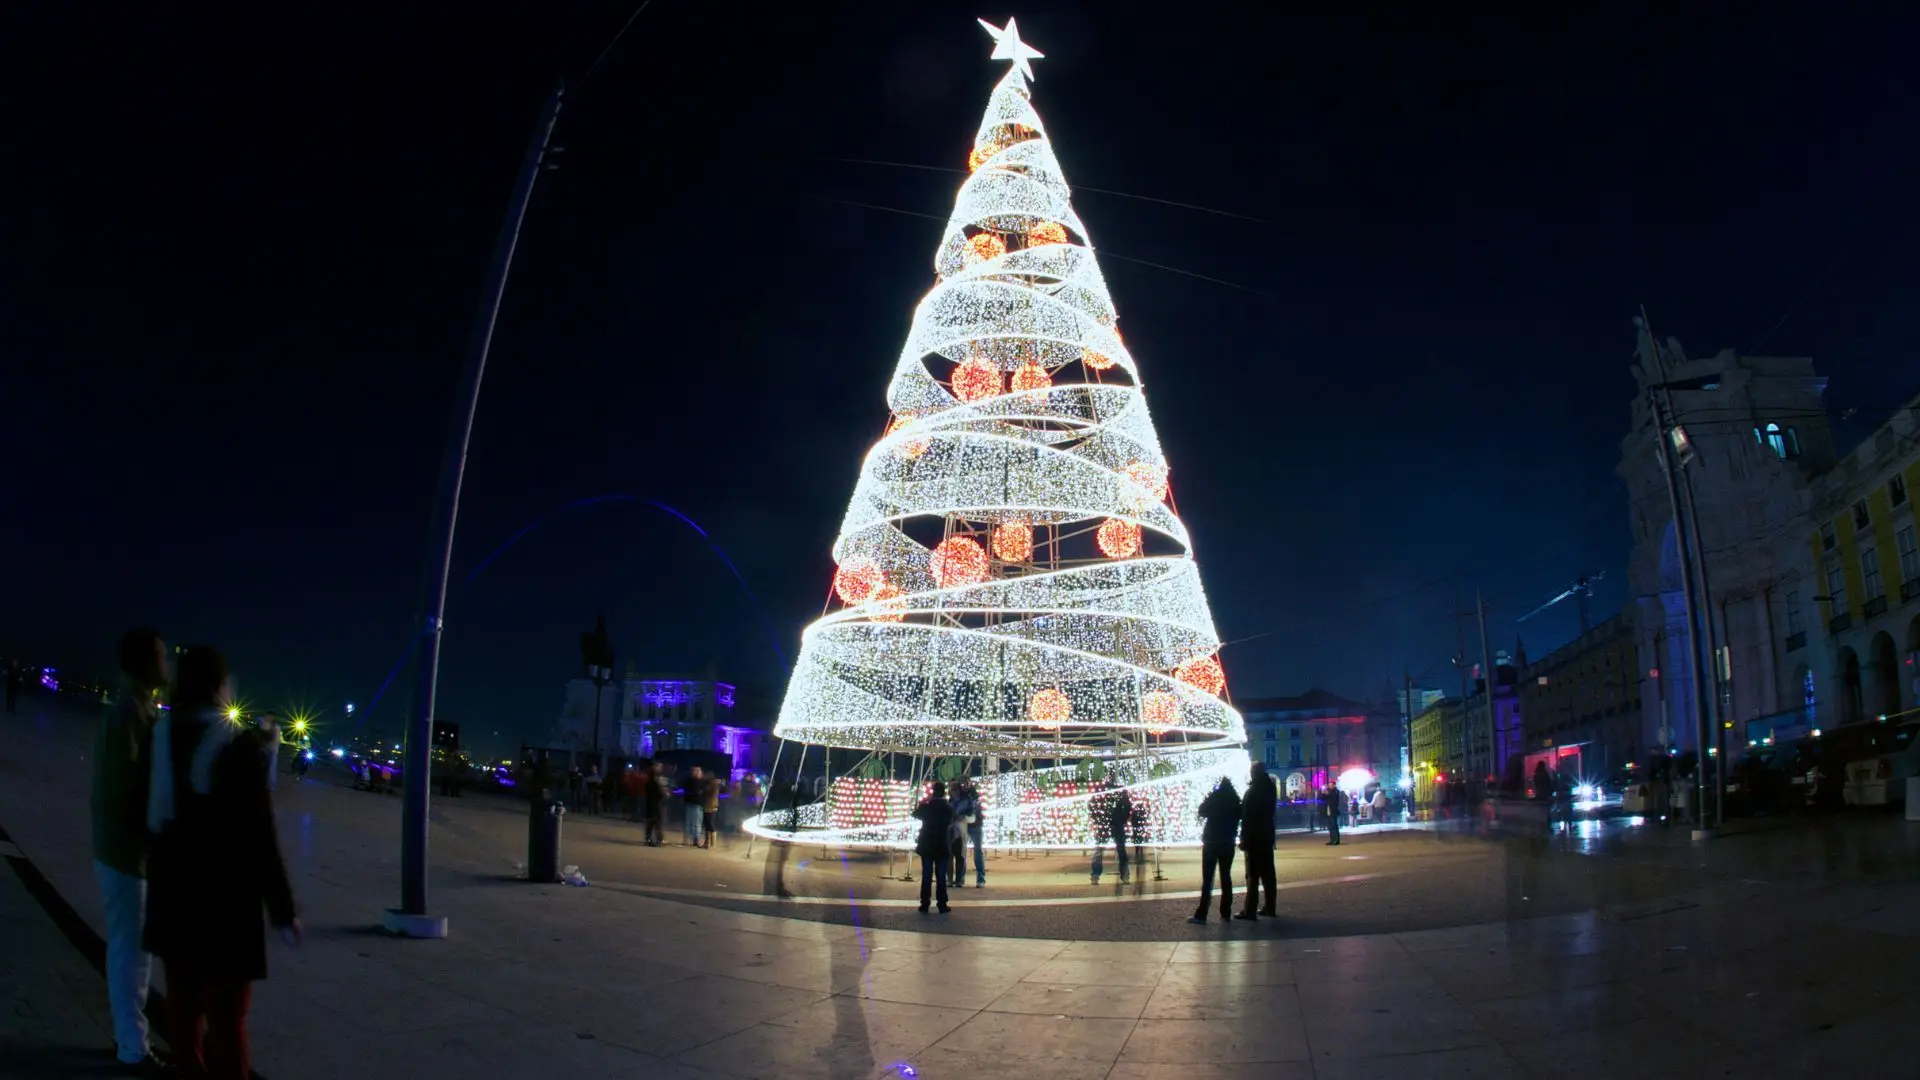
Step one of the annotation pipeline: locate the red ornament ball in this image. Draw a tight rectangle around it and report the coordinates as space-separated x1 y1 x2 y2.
868 581 906 623
1096 517 1142 559
1124 460 1170 503
1027 220 1068 246
952 358 1002 403
1010 361 1052 393
1028 686 1070 729
992 521 1034 563
886 414 930 459
930 536 991 589
832 556 881 604
1081 347 1116 371
964 233 1007 264
1174 653 1226 698
1141 690 1179 735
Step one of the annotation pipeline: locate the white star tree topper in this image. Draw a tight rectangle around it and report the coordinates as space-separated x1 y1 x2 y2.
978 17 1044 80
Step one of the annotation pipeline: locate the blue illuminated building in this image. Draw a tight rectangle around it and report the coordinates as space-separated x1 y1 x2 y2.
549 670 773 778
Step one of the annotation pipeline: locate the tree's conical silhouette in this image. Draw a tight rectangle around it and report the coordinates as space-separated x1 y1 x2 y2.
757 20 1250 847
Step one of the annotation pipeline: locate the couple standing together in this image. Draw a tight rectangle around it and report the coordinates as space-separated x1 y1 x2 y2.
1188 761 1280 924
92 629 300 1078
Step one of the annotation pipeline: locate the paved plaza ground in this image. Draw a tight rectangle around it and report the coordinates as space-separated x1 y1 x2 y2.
5 697 1920 1078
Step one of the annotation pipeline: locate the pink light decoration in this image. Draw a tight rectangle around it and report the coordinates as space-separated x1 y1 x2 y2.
832 557 882 603
930 536 991 589
1027 687 1070 729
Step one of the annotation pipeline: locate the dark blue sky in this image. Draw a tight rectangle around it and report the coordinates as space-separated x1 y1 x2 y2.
7 5 1918 759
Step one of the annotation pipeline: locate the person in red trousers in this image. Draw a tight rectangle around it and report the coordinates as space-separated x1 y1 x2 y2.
144 646 300 1079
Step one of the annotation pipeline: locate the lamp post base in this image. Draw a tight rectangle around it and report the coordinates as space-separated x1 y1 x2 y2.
1689 827 1716 843
380 908 450 939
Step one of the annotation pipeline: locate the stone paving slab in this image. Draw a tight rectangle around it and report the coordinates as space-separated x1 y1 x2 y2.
7 700 1920 1079
0 831 118 1077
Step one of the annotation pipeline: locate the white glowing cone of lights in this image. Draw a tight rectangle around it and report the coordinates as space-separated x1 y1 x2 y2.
749 19 1250 850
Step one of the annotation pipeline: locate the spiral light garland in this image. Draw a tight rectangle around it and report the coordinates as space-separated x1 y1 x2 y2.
751 18 1249 849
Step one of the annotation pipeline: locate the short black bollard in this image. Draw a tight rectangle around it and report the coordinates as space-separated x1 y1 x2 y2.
528 792 567 884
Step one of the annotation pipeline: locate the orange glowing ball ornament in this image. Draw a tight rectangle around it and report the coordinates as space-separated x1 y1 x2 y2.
1081 347 1116 371
967 144 997 172
952 358 1002 403
930 536 991 589
1174 654 1226 698
1141 690 1179 735
867 581 906 623
964 233 1007 265
1026 220 1068 246
1123 461 1170 503
832 557 881 604
991 521 1034 563
1010 361 1051 392
1096 517 1142 559
886 414 930 459
1028 687 1071 730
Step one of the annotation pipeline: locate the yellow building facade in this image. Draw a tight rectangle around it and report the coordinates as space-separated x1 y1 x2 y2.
1801 407 1920 726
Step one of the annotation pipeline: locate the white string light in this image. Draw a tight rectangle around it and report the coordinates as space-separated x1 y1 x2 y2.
750 20 1249 848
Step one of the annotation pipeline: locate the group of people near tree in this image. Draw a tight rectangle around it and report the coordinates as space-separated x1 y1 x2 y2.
90 627 300 1078
906 762 1290 924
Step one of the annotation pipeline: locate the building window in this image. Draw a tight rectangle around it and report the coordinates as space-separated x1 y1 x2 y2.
1899 525 1919 584
1755 422 1802 460
1854 500 1871 530
1862 548 1884 600
1764 422 1787 460
1289 727 1301 740
1289 745 1301 767
1786 591 1804 637
1821 522 1837 551
1827 565 1848 614
1264 728 1276 741
1264 745 1277 766
1893 474 1909 507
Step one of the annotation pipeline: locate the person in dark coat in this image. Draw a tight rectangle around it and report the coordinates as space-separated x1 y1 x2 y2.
1189 778 1241 924
1238 763 1278 920
912 781 955 913
642 762 666 846
145 646 299 1080
1323 784 1343 846
91 627 169 1074
1107 787 1134 885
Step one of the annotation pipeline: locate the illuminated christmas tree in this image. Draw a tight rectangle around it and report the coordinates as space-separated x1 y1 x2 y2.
753 19 1249 848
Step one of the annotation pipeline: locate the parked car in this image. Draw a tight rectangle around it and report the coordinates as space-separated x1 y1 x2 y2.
1795 724 1875 811
1726 740 1815 816
1842 720 1920 808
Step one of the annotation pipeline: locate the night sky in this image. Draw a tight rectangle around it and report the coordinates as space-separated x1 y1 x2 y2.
8 5 1918 759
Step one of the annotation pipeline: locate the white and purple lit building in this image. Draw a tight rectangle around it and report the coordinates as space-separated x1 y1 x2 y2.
548 673 774 779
